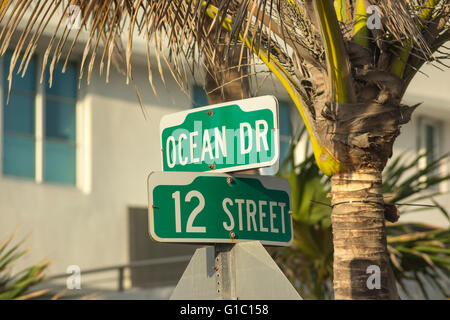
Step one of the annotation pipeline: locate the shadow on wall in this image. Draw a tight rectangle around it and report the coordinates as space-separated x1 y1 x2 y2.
128 207 199 288
88 59 194 109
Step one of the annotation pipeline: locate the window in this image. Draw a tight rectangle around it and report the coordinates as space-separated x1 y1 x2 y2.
260 99 292 176
128 207 197 288
278 100 292 167
2 51 36 179
1 52 78 185
191 85 208 108
417 116 442 183
44 62 77 185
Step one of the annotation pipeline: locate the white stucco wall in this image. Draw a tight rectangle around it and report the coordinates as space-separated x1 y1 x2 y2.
0 53 191 287
396 62 450 228
1 58 448 283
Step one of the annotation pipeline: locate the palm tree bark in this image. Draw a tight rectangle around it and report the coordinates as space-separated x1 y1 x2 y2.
331 171 399 299
311 0 408 298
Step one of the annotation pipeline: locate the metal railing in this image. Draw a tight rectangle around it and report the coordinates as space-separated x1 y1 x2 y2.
47 255 192 292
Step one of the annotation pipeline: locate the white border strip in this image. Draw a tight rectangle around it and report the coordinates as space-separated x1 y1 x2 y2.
147 171 293 246
159 95 280 173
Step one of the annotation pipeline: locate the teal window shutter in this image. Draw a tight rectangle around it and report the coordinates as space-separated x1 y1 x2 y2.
278 100 292 166
2 51 36 179
43 62 77 185
192 85 209 108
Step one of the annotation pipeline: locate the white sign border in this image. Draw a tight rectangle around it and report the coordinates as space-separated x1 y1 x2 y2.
159 95 280 173
147 171 294 247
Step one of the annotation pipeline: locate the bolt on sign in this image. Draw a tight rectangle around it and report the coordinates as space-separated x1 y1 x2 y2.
147 172 293 246
160 96 280 172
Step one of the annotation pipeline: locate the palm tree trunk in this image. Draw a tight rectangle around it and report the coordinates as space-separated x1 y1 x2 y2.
331 171 399 299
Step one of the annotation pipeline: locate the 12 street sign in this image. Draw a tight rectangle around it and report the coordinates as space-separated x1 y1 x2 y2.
160 95 279 173
147 172 293 246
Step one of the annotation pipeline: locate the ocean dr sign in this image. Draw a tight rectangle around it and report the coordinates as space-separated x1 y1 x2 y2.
160 96 279 172
147 172 293 246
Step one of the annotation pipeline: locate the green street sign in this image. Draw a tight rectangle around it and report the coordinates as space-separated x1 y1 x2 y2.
147 172 293 246
160 96 279 173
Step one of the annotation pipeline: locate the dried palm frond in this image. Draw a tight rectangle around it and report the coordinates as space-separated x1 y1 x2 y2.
369 0 431 53
1 1 448 101
2 0 450 301
1 0 449 172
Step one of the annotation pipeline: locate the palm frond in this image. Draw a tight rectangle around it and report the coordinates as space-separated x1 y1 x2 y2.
1 0 449 176
0 230 50 300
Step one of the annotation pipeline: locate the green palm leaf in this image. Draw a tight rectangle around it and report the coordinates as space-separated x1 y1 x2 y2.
0 231 50 300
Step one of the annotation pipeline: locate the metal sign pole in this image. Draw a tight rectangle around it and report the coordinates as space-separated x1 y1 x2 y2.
170 241 302 300
213 169 256 300
214 243 236 300
159 97 301 300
